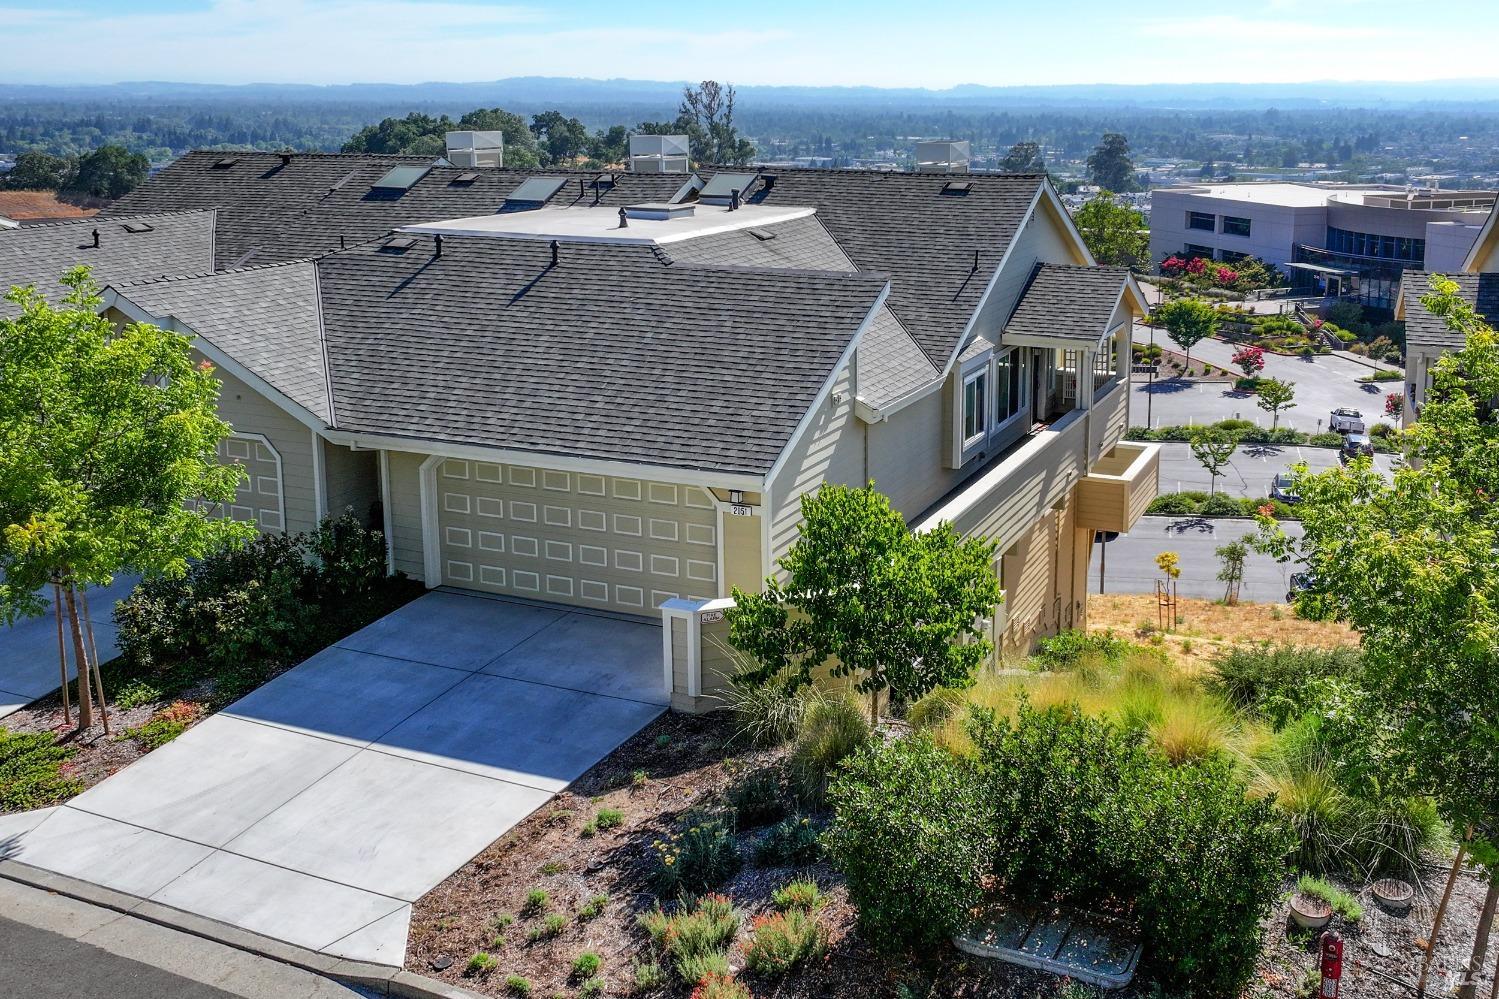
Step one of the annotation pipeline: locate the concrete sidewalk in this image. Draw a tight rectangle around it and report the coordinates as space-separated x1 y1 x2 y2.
0 575 137 719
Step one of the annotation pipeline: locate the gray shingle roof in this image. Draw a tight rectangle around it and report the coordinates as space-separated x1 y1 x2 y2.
103 152 688 268
741 169 1047 366
314 235 889 475
0 211 216 316
111 261 330 422
659 214 936 406
1401 271 1499 349
1005 262 1131 346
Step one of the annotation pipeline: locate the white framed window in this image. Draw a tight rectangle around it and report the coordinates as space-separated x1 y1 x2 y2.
993 348 1026 425
962 368 988 446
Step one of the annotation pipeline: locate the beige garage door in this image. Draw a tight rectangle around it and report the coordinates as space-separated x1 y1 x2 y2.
435 459 721 616
218 434 286 532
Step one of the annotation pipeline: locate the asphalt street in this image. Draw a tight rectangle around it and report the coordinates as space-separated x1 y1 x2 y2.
1131 329 1403 435
1152 441 1396 498
1090 515 1305 603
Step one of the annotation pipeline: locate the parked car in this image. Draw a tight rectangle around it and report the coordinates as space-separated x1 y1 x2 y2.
1329 407 1366 434
1339 433 1374 463
1286 571 1315 603
1269 473 1301 504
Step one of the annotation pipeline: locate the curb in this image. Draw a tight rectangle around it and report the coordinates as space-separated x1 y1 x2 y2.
0 859 485 999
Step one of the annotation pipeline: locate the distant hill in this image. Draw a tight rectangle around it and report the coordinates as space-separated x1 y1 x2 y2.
3 77 1499 110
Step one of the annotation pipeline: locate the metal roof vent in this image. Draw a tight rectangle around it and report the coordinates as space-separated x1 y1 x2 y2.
629 134 690 173
915 140 971 174
445 130 504 169
623 202 697 221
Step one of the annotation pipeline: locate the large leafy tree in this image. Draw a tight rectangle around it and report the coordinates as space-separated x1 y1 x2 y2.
999 141 1046 173
1255 275 1498 978
727 483 1001 724
0 268 251 728
69 144 149 199
5 149 76 191
675 80 756 166
1087 132 1138 192
1072 192 1148 267
529 111 590 166
1153 298 1218 373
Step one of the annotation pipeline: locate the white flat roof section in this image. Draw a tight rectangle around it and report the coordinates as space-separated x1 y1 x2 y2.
401 204 818 246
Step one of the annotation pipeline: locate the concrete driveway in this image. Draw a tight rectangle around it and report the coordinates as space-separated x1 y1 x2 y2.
0 590 665 966
0 575 137 720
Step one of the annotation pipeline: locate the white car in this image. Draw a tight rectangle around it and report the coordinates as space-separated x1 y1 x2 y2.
1329 407 1365 434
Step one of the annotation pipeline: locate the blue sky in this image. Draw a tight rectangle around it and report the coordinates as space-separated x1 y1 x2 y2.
8 0 1499 88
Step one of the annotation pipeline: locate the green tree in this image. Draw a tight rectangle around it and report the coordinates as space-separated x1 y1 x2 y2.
1255 377 1296 428
5 149 76 191
727 483 1001 725
999 140 1046 173
1189 427 1239 496
529 111 589 166
456 107 541 168
1072 192 1149 267
0 269 251 729
1153 298 1218 373
589 125 630 165
1253 275 1499 979
1215 537 1249 605
66 144 149 199
1087 132 1138 192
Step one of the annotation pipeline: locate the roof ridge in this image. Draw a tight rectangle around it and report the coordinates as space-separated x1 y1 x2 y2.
111 254 317 289
704 164 1048 181
4 208 217 232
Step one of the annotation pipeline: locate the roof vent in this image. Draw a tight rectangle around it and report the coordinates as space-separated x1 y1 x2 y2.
452 171 481 185
629 134 690 173
211 157 240 169
445 130 504 169
330 170 358 192
623 202 697 221
371 165 432 191
747 227 777 241
699 172 758 206
380 235 420 252
915 140 971 174
279 153 292 166
121 221 154 234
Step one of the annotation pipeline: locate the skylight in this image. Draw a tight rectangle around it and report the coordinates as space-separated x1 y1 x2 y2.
121 221 154 234
747 228 777 241
506 177 567 203
700 172 758 200
371 166 431 191
942 180 973 194
211 157 240 169
381 235 420 251
453 171 481 184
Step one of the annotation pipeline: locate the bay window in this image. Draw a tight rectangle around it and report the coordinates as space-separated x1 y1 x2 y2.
962 368 988 445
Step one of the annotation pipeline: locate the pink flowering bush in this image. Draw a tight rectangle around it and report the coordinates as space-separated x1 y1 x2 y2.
1385 392 1404 417
1231 345 1265 378
1185 257 1208 276
1161 255 1187 275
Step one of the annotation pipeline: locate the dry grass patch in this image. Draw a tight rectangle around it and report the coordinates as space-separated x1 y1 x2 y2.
1088 594 1357 670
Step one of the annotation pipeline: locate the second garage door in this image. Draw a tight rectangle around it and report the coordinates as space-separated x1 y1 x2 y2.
434 459 722 616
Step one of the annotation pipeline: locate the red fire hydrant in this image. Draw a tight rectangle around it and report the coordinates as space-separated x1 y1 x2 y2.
1319 930 1344 998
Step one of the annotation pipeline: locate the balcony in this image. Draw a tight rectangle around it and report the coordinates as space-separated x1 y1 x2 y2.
1075 442 1160 534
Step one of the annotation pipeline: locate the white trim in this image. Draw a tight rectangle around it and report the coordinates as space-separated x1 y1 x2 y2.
379 449 395 574
1463 204 1498 272
761 281 890 490
418 454 443 587
310 430 328 521
960 366 989 450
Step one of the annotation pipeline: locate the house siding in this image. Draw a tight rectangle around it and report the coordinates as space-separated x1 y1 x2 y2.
322 441 380 527
209 361 319 535
766 363 864 571
385 449 428 580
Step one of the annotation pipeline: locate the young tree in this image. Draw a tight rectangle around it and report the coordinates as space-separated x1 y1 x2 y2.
999 141 1046 173
1153 298 1218 375
1215 538 1248 605
1254 275 1499 976
0 268 251 729
1189 427 1239 496
1231 345 1265 379
1255 378 1297 428
1384 391 1404 419
727 483 1001 725
1072 193 1149 267
676 81 755 166
1087 132 1138 192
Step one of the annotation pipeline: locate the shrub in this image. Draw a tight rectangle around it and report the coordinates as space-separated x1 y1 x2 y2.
824 734 993 951
593 807 624 831
652 814 741 895
503 975 532 996
907 686 966 730
577 893 608 921
755 814 822 867
1199 493 1243 518
1032 629 1132 670
114 678 165 710
465 952 497 976
1308 432 1343 448
772 879 824 912
122 700 204 750
522 889 550 916
526 913 567 942
1209 645 1362 724
1298 875 1363 921
744 909 828 977
579 976 604 997
640 894 741 983
571 952 602 978
0 728 83 811
788 694 869 806
632 959 666 990
726 768 788 828
688 973 750 999
725 669 807 747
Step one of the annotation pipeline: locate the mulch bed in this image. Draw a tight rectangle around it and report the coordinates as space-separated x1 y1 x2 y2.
1254 864 1495 999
